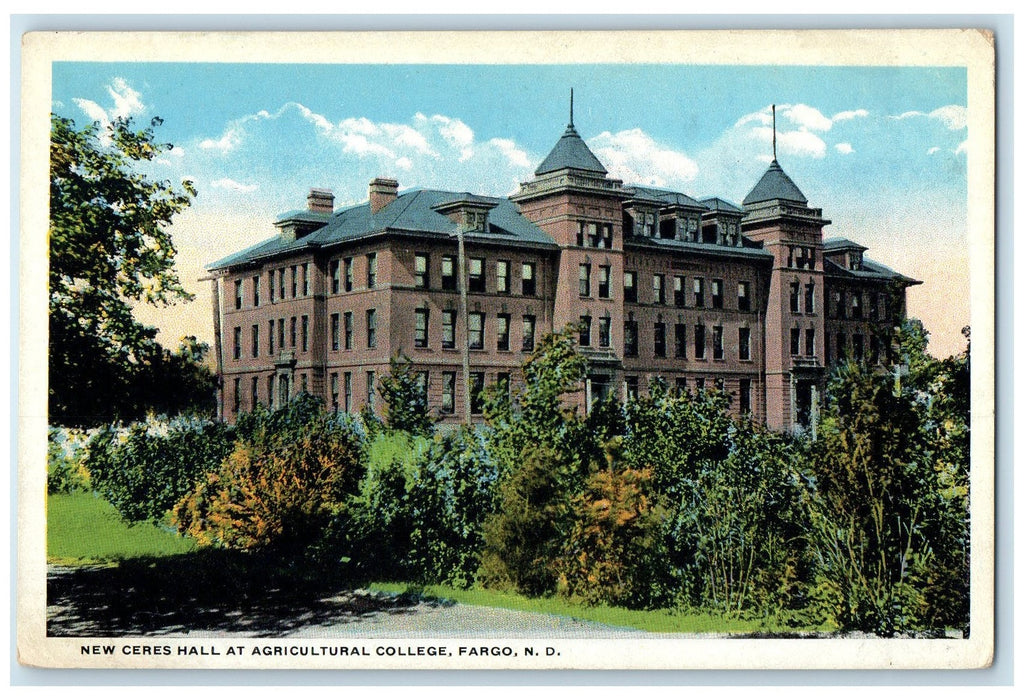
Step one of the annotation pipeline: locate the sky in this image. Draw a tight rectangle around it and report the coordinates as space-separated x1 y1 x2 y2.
50 62 970 358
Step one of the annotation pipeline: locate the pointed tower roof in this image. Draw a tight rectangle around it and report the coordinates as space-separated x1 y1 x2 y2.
742 160 808 206
535 91 608 176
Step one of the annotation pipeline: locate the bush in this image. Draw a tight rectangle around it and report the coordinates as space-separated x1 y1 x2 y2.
85 415 234 523
172 395 363 552
47 427 92 494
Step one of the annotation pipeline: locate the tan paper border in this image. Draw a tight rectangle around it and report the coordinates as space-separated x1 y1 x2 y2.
18 28 996 671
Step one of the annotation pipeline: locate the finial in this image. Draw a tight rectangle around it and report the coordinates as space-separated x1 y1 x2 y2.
569 88 575 128
772 104 777 161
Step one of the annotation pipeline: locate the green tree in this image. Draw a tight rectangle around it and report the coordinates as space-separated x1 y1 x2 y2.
377 355 435 436
49 114 199 426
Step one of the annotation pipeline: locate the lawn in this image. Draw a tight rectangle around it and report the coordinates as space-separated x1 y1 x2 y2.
47 491 196 564
47 491 818 635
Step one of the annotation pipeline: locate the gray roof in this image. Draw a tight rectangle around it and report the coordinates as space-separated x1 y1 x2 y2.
535 124 608 176
823 237 868 251
700 197 744 214
824 256 922 285
626 235 773 261
742 160 808 206
208 188 557 270
626 186 708 210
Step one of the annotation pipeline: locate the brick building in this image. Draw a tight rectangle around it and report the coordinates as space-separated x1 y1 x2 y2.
207 110 919 432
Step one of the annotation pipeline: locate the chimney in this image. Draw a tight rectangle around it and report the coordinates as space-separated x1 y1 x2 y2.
307 188 334 214
369 177 399 214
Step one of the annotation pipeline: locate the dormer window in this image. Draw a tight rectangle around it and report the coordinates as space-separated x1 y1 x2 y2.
848 251 863 270
465 210 487 232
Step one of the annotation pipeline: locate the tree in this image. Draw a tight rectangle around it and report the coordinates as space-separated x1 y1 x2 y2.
377 355 435 436
49 114 199 426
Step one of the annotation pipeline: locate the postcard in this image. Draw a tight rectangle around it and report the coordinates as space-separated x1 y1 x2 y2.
18 28 995 670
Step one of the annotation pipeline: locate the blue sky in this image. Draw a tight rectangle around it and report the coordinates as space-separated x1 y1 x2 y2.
50 62 970 357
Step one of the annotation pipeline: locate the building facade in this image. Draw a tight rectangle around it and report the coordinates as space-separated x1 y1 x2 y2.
207 112 919 433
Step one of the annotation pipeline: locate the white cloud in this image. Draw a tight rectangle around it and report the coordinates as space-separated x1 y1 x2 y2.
200 128 243 154
490 138 532 168
72 98 110 124
783 104 832 132
835 143 854 155
590 128 699 187
955 140 968 155
107 77 145 119
832 109 869 123
210 178 258 193
892 105 967 130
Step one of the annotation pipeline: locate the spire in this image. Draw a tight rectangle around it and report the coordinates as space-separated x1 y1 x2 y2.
533 90 608 176
743 159 808 206
569 88 574 129
772 104 777 161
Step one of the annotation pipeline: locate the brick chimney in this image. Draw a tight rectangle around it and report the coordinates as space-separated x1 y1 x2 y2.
307 188 334 213
369 177 399 214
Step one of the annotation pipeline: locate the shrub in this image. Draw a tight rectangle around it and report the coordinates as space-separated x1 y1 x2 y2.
172 395 364 552
47 427 92 494
85 415 234 523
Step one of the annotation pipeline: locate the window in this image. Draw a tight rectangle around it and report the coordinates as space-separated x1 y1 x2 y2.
496 260 510 293
441 372 456 414
654 322 666 357
470 372 485 415
233 378 241 413
675 377 688 395
674 276 686 307
851 291 862 319
497 314 510 351
415 253 430 289
415 309 429 348
289 316 297 348
522 315 536 351
301 315 309 352
711 279 723 309
330 260 341 294
251 325 259 358
279 374 290 405
805 282 815 314
232 327 241 360
598 317 611 348
469 258 485 293
330 373 339 413
252 275 260 306
712 325 724 360
344 372 352 412
344 312 353 350
269 319 275 355
579 263 591 296
330 314 340 351
522 262 536 296
302 263 309 296
624 271 637 303
344 257 353 292
870 335 880 364
598 265 611 298
694 324 706 359
653 274 665 304
268 376 275 408
291 265 298 298
853 334 864 362
878 293 889 320
624 320 638 357
624 376 639 402
837 332 847 360
587 222 600 247
579 315 592 347
674 323 687 358
366 371 376 412
234 280 243 310
739 327 751 361
251 377 259 410
830 290 843 319
367 253 377 288
693 278 705 308
442 310 456 349
300 374 308 394
278 317 285 351
805 329 816 357
278 269 286 299
441 256 457 291
468 312 484 349
790 281 801 313
269 271 276 302
366 309 377 348
739 378 751 414
790 328 801 356
738 281 751 312
869 291 879 320
576 222 585 247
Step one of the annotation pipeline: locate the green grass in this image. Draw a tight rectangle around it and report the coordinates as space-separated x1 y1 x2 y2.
368 582 817 635
47 491 196 564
